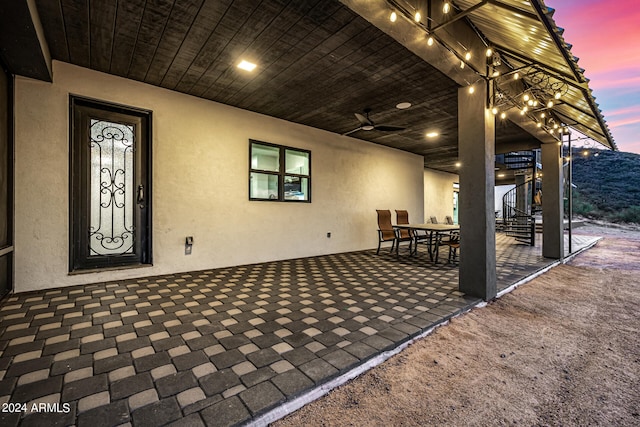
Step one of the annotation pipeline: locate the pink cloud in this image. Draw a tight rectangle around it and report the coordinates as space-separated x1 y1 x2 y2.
551 0 640 154
587 74 640 90
552 1 640 75
606 105 640 118
609 117 640 128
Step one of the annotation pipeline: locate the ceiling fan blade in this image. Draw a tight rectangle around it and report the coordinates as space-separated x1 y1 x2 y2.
342 126 363 136
373 125 406 132
354 112 372 126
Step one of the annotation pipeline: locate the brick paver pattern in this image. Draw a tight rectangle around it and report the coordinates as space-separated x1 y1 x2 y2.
0 233 597 426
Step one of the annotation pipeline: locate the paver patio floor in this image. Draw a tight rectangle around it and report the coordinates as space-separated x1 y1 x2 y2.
0 233 598 426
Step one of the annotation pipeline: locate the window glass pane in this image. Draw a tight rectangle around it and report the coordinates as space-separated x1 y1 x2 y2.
89 119 135 255
285 149 309 175
284 176 308 201
251 143 280 172
250 172 279 199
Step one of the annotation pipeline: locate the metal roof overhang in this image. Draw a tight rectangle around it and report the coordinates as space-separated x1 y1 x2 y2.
341 0 616 150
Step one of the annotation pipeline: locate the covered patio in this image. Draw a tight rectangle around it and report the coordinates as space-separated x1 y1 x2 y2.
0 0 616 425
0 233 598 426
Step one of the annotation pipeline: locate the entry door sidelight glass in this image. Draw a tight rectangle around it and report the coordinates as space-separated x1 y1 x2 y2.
71 97 152 271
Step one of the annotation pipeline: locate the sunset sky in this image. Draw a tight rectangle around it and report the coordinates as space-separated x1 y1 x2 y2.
551 0 640 153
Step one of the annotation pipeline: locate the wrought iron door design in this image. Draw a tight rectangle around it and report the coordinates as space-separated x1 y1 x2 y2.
89 119 135 256
71 97 151 271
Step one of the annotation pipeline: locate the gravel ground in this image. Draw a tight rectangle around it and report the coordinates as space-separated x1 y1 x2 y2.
274 224 640 426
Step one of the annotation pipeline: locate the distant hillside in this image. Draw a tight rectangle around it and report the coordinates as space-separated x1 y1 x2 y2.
571 148 640 224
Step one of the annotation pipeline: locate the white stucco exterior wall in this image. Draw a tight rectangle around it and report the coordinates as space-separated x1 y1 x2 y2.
494 184 515 217
424 168 458 223
14 61 424 292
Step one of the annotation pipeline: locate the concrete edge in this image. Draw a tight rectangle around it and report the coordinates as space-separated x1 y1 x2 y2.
496 236 602 299
250 236 601 426
248 302 485 426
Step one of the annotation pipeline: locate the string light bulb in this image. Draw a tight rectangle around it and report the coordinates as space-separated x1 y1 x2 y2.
443 1 451 13
547 100 554 108
414 11 421 22
427 36 434 46
390 11 397 22
537 122 542 128
554 91 562 100
500 112 507 119
460 60 465 69
540 112 546 119
492 107 498 115
523 94 530 102
514 72 520 80
468 85 475 94
465 51 472 61
486 48 493 57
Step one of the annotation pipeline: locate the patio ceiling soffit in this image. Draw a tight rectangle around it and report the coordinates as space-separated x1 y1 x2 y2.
339 0 616 150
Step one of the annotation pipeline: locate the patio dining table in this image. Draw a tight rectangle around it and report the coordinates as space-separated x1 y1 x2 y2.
394 223 460 262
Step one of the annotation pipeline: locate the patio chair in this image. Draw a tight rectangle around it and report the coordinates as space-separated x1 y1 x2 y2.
438 231 460 263
376 210 397 255
396 209 427 254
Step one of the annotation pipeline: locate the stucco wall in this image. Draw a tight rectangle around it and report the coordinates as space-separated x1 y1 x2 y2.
495 184 515 217
424 168 458 223
14 61 424 292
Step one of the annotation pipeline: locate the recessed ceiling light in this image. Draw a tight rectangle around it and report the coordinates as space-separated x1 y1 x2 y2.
426 132 439 138
237 60 257 72
396 102 412 110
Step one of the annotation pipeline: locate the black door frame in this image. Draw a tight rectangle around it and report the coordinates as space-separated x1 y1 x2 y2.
0 58 13 298
69 96 152 271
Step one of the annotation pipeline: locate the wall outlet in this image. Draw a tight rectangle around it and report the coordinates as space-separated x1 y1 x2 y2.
185 236 193 255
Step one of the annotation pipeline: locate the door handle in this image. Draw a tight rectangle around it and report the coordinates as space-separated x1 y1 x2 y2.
137 185 144 206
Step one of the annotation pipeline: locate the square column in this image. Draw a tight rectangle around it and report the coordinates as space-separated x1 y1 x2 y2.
458 83 496 301
541 142 564 258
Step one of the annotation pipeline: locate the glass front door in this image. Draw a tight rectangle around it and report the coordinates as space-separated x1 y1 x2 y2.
70 97 152 271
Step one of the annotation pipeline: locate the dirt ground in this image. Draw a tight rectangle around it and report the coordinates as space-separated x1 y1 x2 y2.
274 223 640 426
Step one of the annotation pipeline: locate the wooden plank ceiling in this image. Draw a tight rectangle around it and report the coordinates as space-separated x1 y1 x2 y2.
34 0 539 173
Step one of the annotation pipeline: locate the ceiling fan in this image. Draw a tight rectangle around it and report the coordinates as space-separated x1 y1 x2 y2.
342 108 406 136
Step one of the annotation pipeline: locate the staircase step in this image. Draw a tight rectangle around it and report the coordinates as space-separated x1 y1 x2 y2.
506 226 532 230
514 237 534 245
507 233 533 238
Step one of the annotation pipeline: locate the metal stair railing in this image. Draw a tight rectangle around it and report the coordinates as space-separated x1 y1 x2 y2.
502 179 536 246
